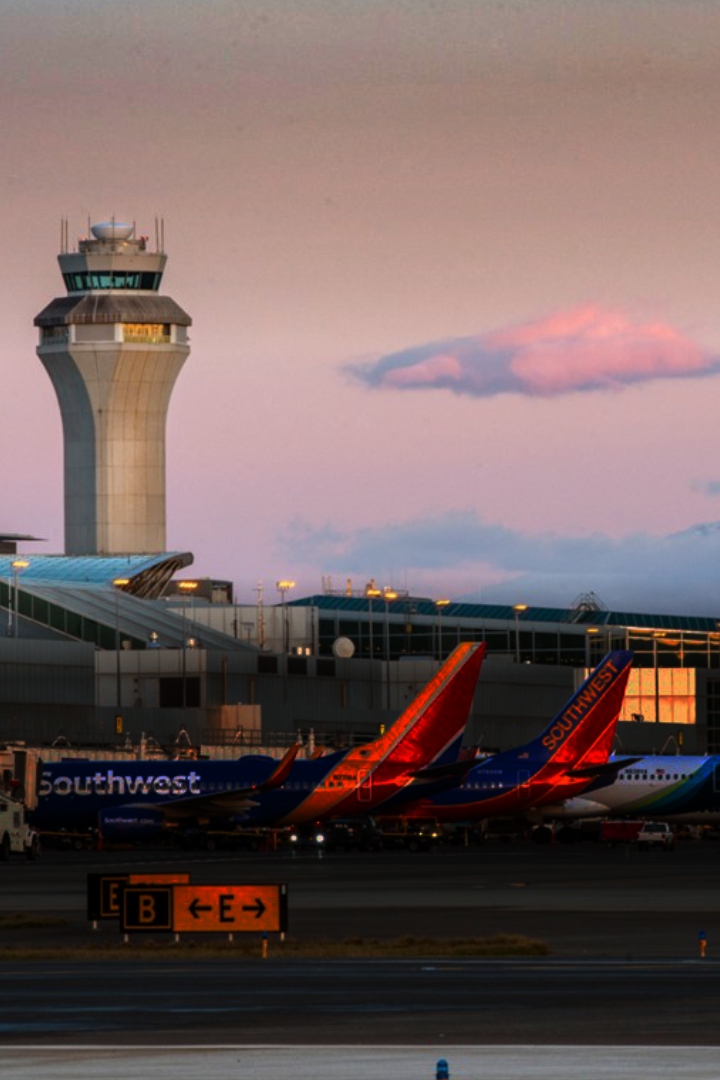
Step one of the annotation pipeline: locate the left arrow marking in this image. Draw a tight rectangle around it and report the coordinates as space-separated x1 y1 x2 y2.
189 899 213 919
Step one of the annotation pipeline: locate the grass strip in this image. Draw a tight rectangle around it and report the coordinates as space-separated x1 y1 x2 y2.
0 933 548 961
0 914 68 930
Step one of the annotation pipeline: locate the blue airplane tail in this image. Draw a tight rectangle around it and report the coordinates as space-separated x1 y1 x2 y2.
505 650 633 769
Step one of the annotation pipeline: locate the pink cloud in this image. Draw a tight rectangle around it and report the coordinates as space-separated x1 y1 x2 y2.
352 304 720 398
499 305 709 393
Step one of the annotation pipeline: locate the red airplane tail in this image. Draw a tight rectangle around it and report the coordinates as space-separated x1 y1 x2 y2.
378 642 486 766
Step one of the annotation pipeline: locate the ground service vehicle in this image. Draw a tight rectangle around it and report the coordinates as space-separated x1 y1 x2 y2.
322 817 384 852
176 827 271 852
38 828 97 851
287 823 326 851
637 821 675 850
0 745 41 860
379 818 442 851
601 820 643 844
0 793 39 860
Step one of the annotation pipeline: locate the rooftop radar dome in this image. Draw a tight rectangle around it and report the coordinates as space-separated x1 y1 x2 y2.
90 222 135 241
332 636 355 659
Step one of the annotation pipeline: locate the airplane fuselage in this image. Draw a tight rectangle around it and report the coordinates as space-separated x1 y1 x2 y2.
543 754 720 822
32 642 488 839
33 751 440 833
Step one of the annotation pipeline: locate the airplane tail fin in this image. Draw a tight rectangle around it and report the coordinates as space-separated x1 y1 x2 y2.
516 650 633 768
376 642 486 767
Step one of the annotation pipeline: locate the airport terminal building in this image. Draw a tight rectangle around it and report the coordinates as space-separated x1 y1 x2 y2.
0 560 719 758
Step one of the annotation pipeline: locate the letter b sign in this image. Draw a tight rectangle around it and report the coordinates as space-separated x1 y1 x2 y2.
121 885 173 932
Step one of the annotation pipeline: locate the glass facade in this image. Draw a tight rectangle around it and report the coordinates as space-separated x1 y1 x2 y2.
623 630 720 670
620 668 696 725
63 271 162 291
0 580 145 651
40 326 69 342
315 612 720 673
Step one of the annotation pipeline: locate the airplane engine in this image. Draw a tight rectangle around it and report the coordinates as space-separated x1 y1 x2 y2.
99 807 166 842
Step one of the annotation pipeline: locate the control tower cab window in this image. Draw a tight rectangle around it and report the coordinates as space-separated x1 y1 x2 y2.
63 271 162 291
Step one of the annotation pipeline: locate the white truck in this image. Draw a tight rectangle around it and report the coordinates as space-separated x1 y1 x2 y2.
637 821 675 851
0 745 41 860
0 793 38 859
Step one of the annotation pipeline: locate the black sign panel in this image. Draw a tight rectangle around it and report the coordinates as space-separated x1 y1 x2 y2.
120 885 174 932
87 874 128 922
87 872 190 922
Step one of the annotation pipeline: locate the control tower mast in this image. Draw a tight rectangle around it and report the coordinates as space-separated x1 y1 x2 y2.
35 219 191 555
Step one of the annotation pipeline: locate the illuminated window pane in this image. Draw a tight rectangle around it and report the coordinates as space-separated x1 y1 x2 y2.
122 323 171 343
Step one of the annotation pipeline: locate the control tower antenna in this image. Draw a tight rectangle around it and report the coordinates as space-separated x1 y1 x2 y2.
35 217 191 555
154 216 165 254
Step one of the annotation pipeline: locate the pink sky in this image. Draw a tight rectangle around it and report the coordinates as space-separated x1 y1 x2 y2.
4 0 720 614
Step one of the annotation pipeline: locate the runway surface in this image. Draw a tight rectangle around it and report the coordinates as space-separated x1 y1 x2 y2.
1 957 719 1045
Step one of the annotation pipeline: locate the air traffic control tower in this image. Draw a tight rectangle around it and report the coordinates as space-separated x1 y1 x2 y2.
35 220 191 555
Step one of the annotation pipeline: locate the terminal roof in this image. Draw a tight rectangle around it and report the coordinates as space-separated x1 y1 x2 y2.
0 553 192 599
290 594 719 634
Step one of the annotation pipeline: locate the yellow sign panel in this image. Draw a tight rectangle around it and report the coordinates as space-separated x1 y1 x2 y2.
172 884 287 933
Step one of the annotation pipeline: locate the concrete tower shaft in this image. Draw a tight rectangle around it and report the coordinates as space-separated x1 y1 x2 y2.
35 221 191 555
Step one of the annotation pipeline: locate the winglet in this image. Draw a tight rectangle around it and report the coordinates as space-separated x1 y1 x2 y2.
257 744 301 791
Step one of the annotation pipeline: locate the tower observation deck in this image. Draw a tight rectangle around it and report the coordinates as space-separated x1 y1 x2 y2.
35 220 191 556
